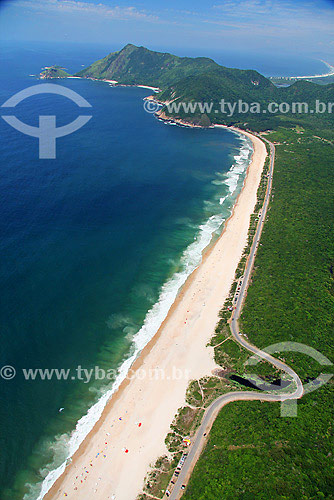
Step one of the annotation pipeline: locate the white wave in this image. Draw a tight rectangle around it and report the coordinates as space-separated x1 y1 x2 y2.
25 132 253 500
221 140 252 194
28 215 226 500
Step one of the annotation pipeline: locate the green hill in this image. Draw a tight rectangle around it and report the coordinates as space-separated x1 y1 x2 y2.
75 43 219 87
74 44 334 130
158 66 275 101
157 69 334 130
43 44 334 131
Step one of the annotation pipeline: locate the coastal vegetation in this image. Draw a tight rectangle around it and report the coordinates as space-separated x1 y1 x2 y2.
139 125 334 499
184 386 333 500
157 74 334 130
139 377 243 499
183 126 334 499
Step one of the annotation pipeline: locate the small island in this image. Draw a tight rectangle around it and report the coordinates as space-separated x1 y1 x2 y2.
39 65 71 79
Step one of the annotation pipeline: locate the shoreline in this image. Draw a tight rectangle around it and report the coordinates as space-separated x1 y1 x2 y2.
42 125 267 500
38 73 162 92
289 59 334 79
156 110 207 129
269 59 334 82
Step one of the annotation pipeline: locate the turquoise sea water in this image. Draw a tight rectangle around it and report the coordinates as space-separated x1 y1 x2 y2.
1 41 323 499
0 42 254 499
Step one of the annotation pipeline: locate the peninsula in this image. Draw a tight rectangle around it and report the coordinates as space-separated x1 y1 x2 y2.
40 44 334 130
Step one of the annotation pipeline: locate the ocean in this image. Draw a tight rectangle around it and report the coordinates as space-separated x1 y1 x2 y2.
0 41 322 499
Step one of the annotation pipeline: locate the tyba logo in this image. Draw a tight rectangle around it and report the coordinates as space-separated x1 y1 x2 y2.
1 83 92 159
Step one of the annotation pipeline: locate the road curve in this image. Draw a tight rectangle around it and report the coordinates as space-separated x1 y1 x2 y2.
168 135 303 500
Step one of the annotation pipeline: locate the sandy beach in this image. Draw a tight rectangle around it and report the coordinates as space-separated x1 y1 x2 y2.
45 128 267 500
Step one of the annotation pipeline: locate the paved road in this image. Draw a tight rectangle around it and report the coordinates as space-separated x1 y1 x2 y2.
168 138 303 500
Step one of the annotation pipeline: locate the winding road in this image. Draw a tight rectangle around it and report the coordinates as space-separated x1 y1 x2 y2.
167 136 304 500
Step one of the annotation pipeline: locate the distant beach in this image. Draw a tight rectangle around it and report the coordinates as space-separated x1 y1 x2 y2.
289 59 334 79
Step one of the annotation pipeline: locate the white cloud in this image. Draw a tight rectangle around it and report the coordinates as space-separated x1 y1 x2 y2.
209 0 334 38
212 0 334 23
13 0 159 22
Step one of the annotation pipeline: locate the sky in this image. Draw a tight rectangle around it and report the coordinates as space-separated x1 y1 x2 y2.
0 0 334 60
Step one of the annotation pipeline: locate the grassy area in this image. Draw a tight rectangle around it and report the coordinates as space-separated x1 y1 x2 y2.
140 455 176 499
182 126 334 499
